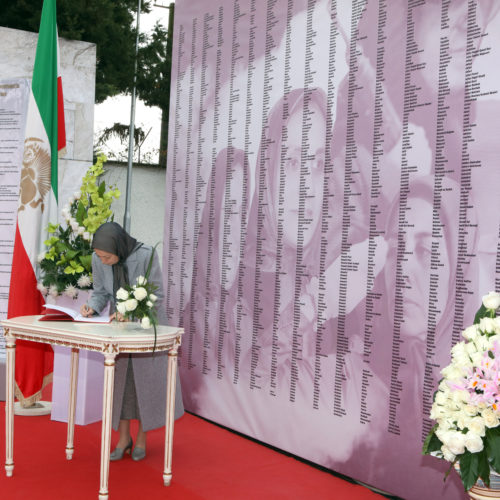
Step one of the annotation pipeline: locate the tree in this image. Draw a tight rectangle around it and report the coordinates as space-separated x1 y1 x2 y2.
0 0 151 103
135 3 174 167
2 0 175 165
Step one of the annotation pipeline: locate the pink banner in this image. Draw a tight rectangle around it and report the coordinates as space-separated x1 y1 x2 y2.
163 1 500 498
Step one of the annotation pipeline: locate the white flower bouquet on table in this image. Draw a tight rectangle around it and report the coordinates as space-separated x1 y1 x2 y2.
423 291 500 491
115 248 159 350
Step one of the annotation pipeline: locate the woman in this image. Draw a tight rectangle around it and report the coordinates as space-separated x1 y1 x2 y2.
80 222 184 461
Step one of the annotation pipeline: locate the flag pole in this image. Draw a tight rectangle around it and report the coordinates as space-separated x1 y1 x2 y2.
124 0 142 233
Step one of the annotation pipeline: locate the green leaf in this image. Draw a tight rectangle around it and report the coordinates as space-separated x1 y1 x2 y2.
423 424 442 454
460 452 480 491
486 427 500 472
79 254 93 272
76 200 86 225
66 250 78 260
477 450 490 488
145 243 160 280
98 181 106 197
474 304 488 324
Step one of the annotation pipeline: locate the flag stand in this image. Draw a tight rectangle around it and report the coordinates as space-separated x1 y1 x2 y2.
14 401 52 416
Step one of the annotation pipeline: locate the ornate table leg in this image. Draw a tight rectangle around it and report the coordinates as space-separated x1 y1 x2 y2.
5 329 15 477
163 340 180 486
66 348 79 460
99 352 116 500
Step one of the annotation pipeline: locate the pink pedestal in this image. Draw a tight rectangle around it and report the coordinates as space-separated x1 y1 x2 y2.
51 346 104 425
49 293 106 425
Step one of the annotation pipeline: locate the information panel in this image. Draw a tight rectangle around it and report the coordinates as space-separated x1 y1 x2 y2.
164 2 500 498
0 79 29 359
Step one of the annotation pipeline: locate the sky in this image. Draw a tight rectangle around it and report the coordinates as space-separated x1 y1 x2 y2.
93 2 172 165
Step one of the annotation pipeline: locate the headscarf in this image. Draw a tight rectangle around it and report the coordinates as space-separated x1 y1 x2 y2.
92 222 141 297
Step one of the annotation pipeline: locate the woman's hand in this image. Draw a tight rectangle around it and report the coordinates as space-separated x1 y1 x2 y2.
80 304 95 317
110 312 127 322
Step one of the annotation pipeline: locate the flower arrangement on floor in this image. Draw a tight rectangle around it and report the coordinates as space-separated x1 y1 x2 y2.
37 154 120 298
115 247 159 349
423 291 500 491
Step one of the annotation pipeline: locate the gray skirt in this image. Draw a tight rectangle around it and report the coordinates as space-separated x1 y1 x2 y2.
120 356 141 421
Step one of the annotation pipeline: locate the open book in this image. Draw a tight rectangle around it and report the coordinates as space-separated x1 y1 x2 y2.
40 303 111 323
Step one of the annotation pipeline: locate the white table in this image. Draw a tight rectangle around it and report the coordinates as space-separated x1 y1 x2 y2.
1 315 183 499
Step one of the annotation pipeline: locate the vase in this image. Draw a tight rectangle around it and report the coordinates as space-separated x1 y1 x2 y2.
455 464 500 499
468 471 500 500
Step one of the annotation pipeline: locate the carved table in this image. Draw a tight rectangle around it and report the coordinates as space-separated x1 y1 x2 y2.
1 315 183 499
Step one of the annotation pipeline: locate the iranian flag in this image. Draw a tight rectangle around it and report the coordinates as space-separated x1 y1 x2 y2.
7 0 66 406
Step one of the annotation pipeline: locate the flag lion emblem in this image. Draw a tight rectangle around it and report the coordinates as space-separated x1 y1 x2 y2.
18 137 51 213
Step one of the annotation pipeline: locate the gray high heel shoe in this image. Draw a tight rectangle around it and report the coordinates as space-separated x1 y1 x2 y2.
110 438 133 461
131 446 146 461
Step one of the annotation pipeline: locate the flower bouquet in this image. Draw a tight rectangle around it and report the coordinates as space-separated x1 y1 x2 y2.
37 154 120 298
423 291 500 492
115 248 159 350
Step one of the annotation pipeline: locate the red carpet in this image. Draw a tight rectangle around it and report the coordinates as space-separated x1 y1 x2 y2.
0 403 383 499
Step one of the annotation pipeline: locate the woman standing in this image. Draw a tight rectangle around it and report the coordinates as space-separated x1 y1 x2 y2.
80 222 184 461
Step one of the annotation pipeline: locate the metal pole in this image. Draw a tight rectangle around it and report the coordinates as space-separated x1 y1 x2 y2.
123 0 142 233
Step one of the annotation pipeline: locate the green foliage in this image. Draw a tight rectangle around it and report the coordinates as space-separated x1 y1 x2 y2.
38 155 120 296
0 0 152 103
486 427 500 472
422 424 441 455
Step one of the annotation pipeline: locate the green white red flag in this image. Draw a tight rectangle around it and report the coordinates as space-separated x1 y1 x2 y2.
8 0 66 406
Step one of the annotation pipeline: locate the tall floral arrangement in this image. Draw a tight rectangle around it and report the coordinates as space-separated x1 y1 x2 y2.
37 154 120 298
423 291 500 491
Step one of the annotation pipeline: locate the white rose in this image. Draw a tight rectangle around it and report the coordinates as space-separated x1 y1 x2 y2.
450 390 470 406
149 293 157 302
116 288 129 301
136 275 146 286
430 405 447 420
465 431 484 453
451 343 471 368
483 291 500 310
442 431 466 456
442 364 466 380
146 300 153 308
125 298 138 312
74 191 81 200
464 404 479 417
435 391 448 405
470 351 483 366
77 226 85 235
83 232 91 241
141 316 151 329
482 408 500 428
465 342 478 356
474 335 490 353
468 416 486 437
480 317 497 334
116 302 127 315
462 325 479 341
456 413 471 430
441 445 456 462
488 334 500 348
494 319 500 334
133 287 148 301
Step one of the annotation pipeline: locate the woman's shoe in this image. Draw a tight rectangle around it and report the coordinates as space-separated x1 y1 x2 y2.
110 438 133 461
131 446 146 461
